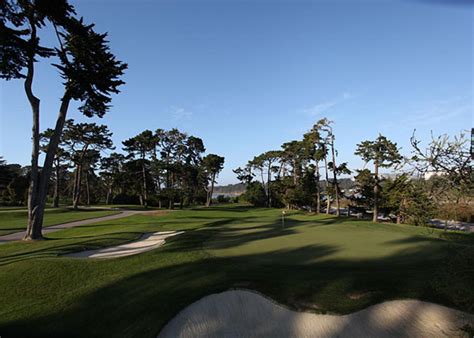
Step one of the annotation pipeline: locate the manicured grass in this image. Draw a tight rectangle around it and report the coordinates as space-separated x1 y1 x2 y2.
206 212 454 264
0 208 121 236
0 205 472 337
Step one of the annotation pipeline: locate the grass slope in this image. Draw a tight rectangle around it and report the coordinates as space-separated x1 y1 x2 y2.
0 205 472 338
0 208 120 236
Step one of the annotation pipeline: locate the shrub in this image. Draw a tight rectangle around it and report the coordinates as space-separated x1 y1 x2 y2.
241 182 266 207
216 195 230 203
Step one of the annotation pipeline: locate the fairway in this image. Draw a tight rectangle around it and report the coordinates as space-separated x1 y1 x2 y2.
0 208 121 236
0 205 472 337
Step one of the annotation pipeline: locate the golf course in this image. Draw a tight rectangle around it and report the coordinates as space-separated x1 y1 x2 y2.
0 205 472 337
1 0 472 336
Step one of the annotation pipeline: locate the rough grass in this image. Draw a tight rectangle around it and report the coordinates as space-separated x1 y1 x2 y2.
0 208 120 236
0 205 472 338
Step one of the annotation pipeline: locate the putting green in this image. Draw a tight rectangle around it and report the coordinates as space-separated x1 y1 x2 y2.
205 213 451 265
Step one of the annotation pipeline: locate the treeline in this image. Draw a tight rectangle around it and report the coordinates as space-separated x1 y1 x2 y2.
0 122 224 209
213 183 247 196
235 118 472 224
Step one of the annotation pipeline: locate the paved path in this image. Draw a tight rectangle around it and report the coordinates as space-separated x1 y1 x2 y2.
0 210 151 244
66 231 184 259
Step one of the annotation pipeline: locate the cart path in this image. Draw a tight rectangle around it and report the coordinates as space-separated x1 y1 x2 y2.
0 209 156 244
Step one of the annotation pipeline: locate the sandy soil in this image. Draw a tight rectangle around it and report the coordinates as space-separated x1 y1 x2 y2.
66 231 184 259
158 290 474 338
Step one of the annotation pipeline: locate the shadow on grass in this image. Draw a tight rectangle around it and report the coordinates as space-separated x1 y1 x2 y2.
1 208 473 337
0 232 145 266
0 232 467 338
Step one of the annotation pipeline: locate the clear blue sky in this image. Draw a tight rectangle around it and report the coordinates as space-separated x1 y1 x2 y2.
1 0 472 185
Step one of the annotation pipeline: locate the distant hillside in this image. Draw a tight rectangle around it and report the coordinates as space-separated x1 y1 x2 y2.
213 183 247 197
337 178 355 190
213 179 354 197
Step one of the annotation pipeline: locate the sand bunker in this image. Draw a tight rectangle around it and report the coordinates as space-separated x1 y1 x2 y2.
158 290 474 338
67 231 184 259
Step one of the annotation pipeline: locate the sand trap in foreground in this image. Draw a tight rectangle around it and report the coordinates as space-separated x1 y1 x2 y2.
159 290 473 338
67 231 184 259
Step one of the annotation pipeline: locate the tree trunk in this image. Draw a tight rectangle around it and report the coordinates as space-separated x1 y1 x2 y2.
373 160 379 223
168 169 174 209
141 158 148 208
72 164 79 205
85 171 90 206
25 83 41 239
72 145 89 210
25 93 71 240
293 161 298 185
73 164 82 209
106 185 113 205
330 140 340 216
156 174 162 208
267 166 272 208
24 19 42 240
315 162 321 214
52 159 60 208
324 156 330 214
260 169 267 204
206 173 216 207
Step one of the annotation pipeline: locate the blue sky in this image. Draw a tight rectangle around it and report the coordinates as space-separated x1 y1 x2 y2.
1 0 472 185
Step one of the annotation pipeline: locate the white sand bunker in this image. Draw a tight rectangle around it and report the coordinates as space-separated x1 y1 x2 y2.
67 231 184 259
159 290 474 338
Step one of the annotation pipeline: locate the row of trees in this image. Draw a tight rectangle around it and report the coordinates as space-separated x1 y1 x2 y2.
1 124 225 211
1 0 226 239
235 118 472 225
234 119 352 213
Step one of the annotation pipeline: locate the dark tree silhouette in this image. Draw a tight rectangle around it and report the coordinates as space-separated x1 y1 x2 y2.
0 0 126 239
202 154 225 207
122 130 155 208
355 135 402 222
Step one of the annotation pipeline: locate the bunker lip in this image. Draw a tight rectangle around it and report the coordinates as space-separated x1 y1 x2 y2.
66 231 184 259
158 289 474 338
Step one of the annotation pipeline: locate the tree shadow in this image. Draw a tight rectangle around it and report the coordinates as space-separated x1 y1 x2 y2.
1 230 472 338
1 207 473 337
0 232 145 266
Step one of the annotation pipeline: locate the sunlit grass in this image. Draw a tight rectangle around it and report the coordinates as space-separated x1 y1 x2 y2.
0 205 472 337
0 208 120 236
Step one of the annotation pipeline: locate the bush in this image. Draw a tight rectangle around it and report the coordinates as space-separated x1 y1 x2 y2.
1 175 29 206
436 202 473 223
112 193 140 205
241 182 266 207
216 195 231 203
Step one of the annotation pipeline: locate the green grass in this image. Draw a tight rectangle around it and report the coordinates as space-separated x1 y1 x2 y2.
0 208 121 236
0 205 472 337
